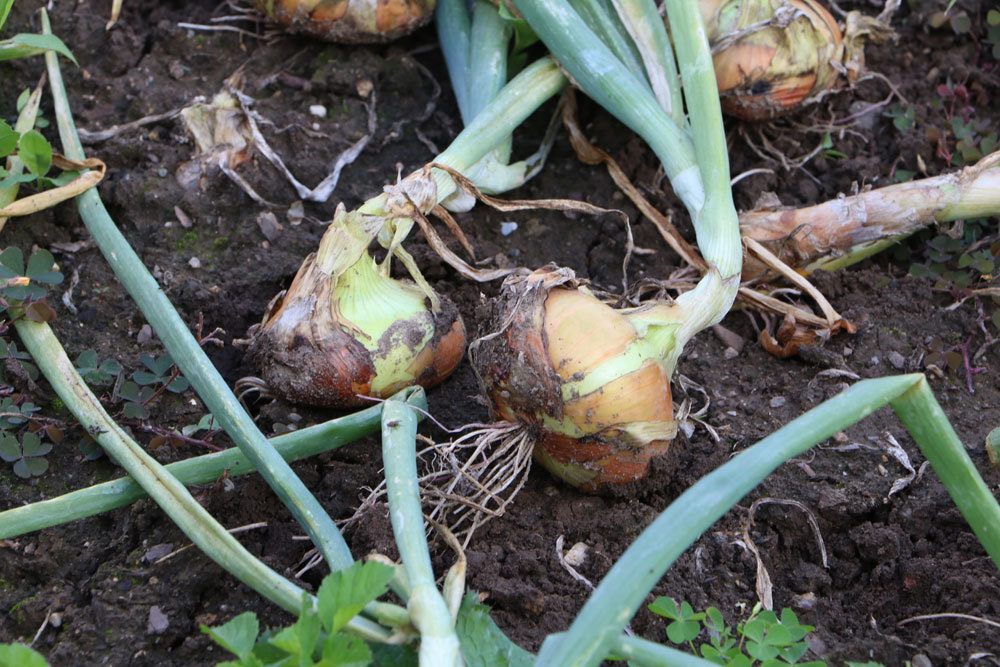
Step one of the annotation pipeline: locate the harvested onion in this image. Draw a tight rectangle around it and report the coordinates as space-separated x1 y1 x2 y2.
698 0 889 120
473 266 683 492
256 0 436 43
247 206 465 408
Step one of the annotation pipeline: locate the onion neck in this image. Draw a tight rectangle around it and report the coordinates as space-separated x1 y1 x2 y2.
335 253 431 351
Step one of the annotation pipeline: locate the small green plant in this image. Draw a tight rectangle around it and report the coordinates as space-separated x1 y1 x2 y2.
132 353 189 394
0 429 51 477
182 412 218 437
649 598 822 666
0 248 63 322
0 0 74 64
74 349 122 386
202 561 398 667
117 380 154 420
908 220 998 317
988 9 1000 59
0 395 39 429
818 133 846 160
884 102 915 133
0 641 48 667
0 337 37 383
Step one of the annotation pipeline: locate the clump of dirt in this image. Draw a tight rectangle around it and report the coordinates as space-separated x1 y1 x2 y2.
0 0 998 665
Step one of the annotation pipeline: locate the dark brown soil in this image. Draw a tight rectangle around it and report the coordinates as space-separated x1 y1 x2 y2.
1 0 998 665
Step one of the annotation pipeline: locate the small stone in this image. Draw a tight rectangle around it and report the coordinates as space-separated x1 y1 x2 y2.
188 257 201 269
912 654 932 667
724 347 739 359
147 606 169 635
356 78 374 98
500 221 518 236
174 206 193 229
843 346 853 357
308 104 327 117
769 396 787 408
287 200 305 226
142 543 174 564
157 167 168 178
168 59 186 80
869 356 881 367
888 351 906 370
137 324 153 345
256 211 282 242
791 592 817 611
564 542 588 568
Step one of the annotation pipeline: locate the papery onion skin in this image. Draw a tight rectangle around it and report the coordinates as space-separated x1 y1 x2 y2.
473 266 680 493
257 0 436 43
248 252 465 408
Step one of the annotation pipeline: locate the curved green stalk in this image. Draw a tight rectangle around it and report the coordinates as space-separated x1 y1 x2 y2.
10 317 391 643
662 0 741 279
613 634 715 666
535 374 1000 666
381 397 461 666
357 55 567 215
0 389 427 540
512 0 698 206
42 11 353 571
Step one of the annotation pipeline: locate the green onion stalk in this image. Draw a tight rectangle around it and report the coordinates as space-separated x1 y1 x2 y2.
435 0 557 212
244 55 567 408
0 389 425 540
381 397 463 666
42 11 355 573
469 0 743 491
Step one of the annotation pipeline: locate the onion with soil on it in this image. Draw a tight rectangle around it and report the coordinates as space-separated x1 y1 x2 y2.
472 266 684 492
244 205 466 409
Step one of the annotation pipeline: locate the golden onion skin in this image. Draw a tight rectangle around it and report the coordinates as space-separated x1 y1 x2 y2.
247 252 465 408
473 267 678 493
257 0 436 44
698 0 845 120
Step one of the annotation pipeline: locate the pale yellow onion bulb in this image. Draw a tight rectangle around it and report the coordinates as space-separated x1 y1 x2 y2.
474 266 682 492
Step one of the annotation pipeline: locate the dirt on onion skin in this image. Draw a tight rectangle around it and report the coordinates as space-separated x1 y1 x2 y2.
0 0 998 665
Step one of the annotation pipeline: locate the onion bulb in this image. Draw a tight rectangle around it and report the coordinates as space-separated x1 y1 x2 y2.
473 266 684 492
247 206 465 408
698 0 890 120
256 0 436 43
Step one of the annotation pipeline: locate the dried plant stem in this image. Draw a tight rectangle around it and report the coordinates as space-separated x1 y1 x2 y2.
741 151 1000 277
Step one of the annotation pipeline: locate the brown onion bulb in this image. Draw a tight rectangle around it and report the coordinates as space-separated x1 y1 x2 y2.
247 209 465 408
697 0 889 120
256 0 436 43
473 266 684 492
